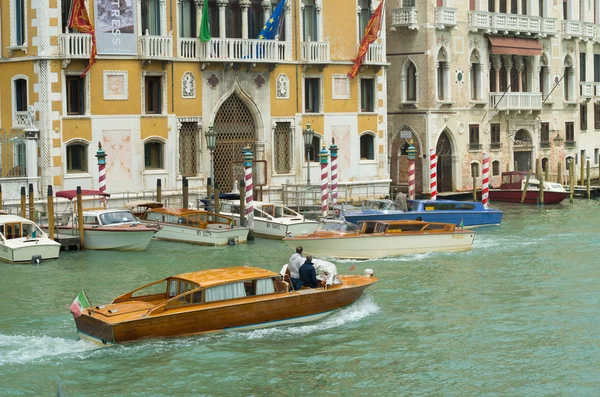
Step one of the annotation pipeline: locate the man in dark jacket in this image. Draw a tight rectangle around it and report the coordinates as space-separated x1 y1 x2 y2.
299 255 319 288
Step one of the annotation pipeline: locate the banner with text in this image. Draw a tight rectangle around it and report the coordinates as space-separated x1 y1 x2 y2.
94 0 137 55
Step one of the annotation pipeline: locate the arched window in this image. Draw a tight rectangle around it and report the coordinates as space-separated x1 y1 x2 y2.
471 162 480 177
492 160 500 176
541 157 549 172
144 140 164 169
66 142 88 173
360 133 375 160
565 156 574 170
13 78 28 112
437 48 450 101
470 51 481 100
405 60 417 102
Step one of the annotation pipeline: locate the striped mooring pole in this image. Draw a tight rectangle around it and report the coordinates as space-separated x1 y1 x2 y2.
319 144 330 218
95 142 107 203
429 148 437 201
243 146 254 231
329 139 338 205
481 152 490 209
407 140 416 200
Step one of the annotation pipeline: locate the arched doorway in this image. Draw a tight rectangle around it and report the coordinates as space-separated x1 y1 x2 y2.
389 129 422 194
436 130 453 192
212 95 257 191
513 129 532 171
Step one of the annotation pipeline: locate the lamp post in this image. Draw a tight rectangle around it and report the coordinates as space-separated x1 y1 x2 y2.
303 122 314 185
206 124 217 211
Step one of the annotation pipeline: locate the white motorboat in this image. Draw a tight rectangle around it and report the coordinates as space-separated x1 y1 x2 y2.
219 201 319 238
283 219 475 260
0 213 61 263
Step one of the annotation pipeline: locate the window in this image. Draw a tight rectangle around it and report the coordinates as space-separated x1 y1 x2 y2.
304 77 320 113
595 54 600 83
14 0 26 46
360 78 375 112
565 121 575 142
541 122 550 142
405 61 417 102
226 0 242 38
541 158 548 172
208 0 220 37
471 163 480 177
145 75 163 114
14 78 27 112
66 76 85 115
595 104 600 129
302 0 317 41
178 0 197 38
271 0 286 40
360 134 375 160
539 56 550 99
581 104 588 130
306 135 322 161
491 124 501 149
488 0 495 12
595 148 599 165
492 160 500 176
358 0 372 40
144 140 164 169
248 0 263 39
67 143 88 173
470 51 481 100
469 124 480 149
437 48 450 101
141 0 162 35
403 0 415 6
274 122 292 173
500 0 507 13
179 121 199 176
580 52 587 82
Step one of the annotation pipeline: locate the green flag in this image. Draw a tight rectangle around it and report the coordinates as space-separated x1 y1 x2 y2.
199 3 211 43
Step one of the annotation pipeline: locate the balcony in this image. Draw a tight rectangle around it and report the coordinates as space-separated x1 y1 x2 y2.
178 38 199 59
469 143 483 151
490 142 502 150
139 31 173 60
489 92 542 111
561 20 595 40
198 38 287 64
581 82 593 99
468 11 556 37
540 141 551 149
363 43 386 66
435 7 457 29
300 41 330 65
565 140 577 148
59 31 93 67
391 7 418 31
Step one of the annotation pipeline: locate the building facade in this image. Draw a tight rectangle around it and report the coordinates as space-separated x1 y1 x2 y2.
0 0 388 201
387 0 600 194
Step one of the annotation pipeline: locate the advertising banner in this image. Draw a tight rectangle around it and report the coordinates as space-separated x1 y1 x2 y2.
94 0 137 55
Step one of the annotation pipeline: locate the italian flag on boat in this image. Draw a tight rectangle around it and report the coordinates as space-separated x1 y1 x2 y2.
70 290 90 318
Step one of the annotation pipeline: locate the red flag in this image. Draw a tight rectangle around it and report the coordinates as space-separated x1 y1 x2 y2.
349 0 385 79
68 0 97 77
349 264 356 271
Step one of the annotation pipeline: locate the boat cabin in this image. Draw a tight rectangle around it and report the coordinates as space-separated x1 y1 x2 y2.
409 200 480 212
499 171 566 192
0 216 43 240
142 208 235 229
79 210 138 227
361 199 404 211
356 220 456 234
221 201 304 220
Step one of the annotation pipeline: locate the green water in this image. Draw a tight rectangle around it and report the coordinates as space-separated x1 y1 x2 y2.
1 200 600 396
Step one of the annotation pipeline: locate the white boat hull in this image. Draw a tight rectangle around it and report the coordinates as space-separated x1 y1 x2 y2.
153 224 249 246
228 214 319 239
83 229 155 251
0 238 61 263
284 232 475 260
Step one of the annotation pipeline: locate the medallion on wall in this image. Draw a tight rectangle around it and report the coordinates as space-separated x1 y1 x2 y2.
207 73 220 90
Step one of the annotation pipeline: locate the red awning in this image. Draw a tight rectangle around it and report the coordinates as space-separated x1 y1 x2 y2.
488 37 542 57
56 190 111 200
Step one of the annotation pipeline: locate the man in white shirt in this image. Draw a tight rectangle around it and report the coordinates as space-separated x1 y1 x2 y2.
288 246 305 290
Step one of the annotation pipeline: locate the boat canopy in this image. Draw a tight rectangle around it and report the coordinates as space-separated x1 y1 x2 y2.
124 200 164 210
56 190 111 200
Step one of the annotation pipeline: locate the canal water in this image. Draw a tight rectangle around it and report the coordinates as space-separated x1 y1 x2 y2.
1 200 600 396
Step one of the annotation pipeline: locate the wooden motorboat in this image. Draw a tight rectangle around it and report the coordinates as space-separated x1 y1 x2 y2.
71 265 377 344
0 214 61 263
283 219 475 260
343 198 503 228
485 171 570 204
219 201 320 238
54 190 158 251
129 201 249 246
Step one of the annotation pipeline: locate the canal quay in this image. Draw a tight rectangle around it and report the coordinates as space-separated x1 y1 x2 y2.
0 199 599 396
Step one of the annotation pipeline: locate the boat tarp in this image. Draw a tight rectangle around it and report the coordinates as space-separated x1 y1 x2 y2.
56 190 111 200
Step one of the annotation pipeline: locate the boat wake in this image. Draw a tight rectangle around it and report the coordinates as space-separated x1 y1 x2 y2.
0 333 97 366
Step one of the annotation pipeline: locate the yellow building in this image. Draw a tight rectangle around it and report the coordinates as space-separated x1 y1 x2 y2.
0 0 388 201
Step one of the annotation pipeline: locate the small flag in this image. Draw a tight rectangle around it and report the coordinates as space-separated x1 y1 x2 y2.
459 218 464 228
349 264 356 271
348 0 385 79
68 0 97 77
70 290 90 318
199 0 211 43
257 0 286 40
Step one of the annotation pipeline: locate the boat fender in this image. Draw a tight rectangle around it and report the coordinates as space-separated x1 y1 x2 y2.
364 269 374 277
227 238 237 245
31 255 42 265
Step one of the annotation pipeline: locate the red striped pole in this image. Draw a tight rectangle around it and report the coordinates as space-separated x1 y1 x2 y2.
329 139 338 205
95 142 107 205
429 148 437 201
407 140 416 200
482 151 490 209
319 145 329 218
243 147 254 230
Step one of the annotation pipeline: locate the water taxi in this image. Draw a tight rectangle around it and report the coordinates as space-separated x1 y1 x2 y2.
72 265 377 344
283 219 475 260
0 213 61 263
486 171 570 204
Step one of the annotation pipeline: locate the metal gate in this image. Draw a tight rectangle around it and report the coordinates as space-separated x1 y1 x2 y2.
213 95 257 191
436 131 453 192
179 122 199 177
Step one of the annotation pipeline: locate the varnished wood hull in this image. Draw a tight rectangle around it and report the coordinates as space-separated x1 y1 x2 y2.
74 276 375 344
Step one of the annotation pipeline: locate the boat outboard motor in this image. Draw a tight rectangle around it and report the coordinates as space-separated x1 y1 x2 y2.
31 255 42 265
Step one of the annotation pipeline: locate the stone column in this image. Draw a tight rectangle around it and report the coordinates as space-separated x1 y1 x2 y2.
514 56 524 92
261 0 272 23
195 0 203 38
442 62 451 100
23 110 39 181
316 0 323 41
240 0 250 39
503 55 513 91
492 55 502 92
477 63 485 99
217 0 228 38
160 0 168 35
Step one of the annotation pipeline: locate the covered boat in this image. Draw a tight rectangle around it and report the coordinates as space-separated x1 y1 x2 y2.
343 198 503 227
283 219 475 260
486 171 570 204
71 265 377 344
0 214 61 263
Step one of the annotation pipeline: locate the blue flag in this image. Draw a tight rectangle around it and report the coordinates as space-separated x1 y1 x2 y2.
257 0 286 40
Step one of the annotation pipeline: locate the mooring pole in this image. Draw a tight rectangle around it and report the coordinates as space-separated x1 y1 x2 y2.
28 183 35 221
520 170 532 203
20 186 26 218
569 161 575 203
47 185 55 240
182 176 189 210
586 159 591 199
156 179 162 203
76 186 85 250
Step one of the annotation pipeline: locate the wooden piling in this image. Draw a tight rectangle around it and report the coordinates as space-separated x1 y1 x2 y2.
28 183 35 221
514 161 518 171
239 179 246 227
20 186 26 218
207 177 213 212
214 182 220 214
539 175 544 205
580 159 585 186
586 159 591 199
544 165 549 184
557 162 562 185
0 185 3 211
182 177 189 210
472 175 477 201
156 179 162 203
76 186 85 250
47 185 55 240
520 170 532 203
535 158 541 179
569 161 575 203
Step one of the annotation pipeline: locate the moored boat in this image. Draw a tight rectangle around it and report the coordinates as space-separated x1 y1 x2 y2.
343 198 503 227
283 219 475 260
0 213 61 263
486 171 570 204
71 265 377 344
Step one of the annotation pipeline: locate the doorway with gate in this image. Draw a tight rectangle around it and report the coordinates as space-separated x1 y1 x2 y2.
436 130 453 192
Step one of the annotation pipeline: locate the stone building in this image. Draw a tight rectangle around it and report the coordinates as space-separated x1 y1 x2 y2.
387 0 600 194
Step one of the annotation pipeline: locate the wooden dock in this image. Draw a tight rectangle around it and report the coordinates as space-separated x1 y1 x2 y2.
54 234 81 251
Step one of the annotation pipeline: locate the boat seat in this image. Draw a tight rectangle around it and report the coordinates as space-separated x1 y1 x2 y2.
274 279 289 293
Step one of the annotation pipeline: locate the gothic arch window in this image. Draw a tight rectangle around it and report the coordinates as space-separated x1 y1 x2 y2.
539 54 550 99
402 59 418 102
470 50 482 100
437 47 450 101
564 55 575 102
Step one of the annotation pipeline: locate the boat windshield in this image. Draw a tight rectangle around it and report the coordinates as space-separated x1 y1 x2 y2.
317 220 358 232
363 200 388 210
100 211 137 225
